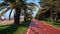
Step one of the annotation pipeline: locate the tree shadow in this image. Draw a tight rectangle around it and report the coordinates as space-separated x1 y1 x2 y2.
30 21 42 29
53 22 60 26
20 20 31 28
28 21 44 34
0 24 20 34
0 20 31 34
30 28 39 34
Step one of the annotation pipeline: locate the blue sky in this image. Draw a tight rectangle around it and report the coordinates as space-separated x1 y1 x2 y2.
0 0 40 19
0 0 4 3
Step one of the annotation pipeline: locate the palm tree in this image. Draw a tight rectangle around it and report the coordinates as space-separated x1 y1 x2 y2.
23 2 38 22
0 0 38 25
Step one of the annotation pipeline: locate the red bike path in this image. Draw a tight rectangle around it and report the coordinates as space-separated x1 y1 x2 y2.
27 19 60 34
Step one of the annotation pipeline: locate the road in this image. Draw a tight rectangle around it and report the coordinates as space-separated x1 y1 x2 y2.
27 19 60 34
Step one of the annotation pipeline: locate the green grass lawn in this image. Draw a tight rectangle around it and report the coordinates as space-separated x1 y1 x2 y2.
0 20 31 34
43 21 60 28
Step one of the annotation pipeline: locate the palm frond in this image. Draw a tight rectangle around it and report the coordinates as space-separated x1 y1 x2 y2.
9 8 13 20
4 0 16 3
0 6 7 11
27 2 38 7
27 2 38 11
0 2 8 6
0 8 10 17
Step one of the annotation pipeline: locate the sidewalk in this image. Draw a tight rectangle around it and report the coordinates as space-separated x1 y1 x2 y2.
27 19 60 34
0 20 14 26
0 19 24 26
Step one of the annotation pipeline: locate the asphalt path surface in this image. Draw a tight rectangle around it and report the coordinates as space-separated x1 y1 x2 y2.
27 19 60 34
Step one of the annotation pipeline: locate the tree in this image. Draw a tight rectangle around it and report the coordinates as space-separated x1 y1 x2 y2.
0 0 38 25
53 0 60 22
38 0 60 22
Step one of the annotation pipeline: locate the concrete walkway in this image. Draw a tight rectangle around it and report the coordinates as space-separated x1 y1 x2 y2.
0 19 24 26
0 20 14 26
27 19 60 34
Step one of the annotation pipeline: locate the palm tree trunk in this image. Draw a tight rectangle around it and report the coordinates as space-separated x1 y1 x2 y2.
24 11 27 22
24 16 27 22
0 17 1 20
14 5 20 25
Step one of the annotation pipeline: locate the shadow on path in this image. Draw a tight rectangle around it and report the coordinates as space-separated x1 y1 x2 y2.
28 20 44 34
30 28 39 34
